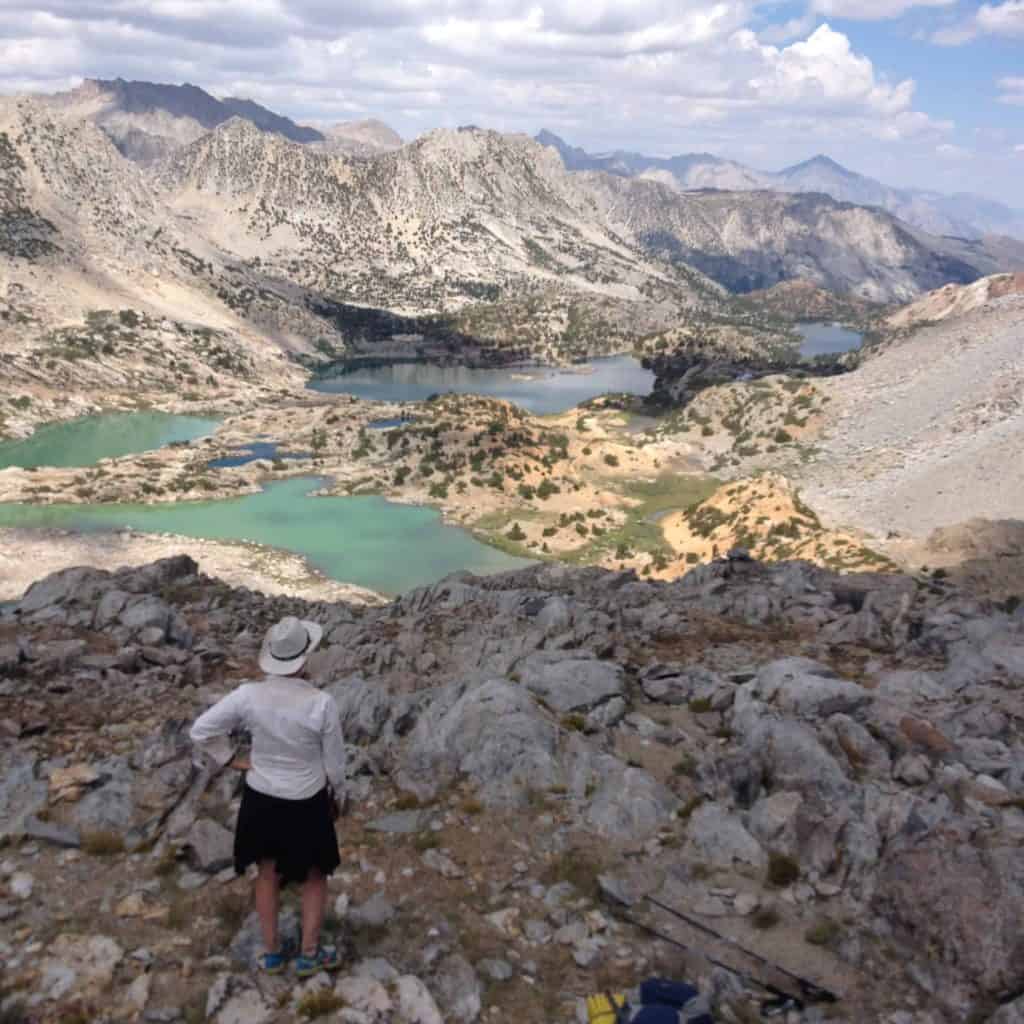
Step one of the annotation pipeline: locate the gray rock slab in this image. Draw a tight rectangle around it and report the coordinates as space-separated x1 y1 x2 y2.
737 657 871 717
23 816 81 848
685 802 767 875
514 653 625 713
186 818 234 873
350 892 396 928
366 810 428 834
433 953 482 1023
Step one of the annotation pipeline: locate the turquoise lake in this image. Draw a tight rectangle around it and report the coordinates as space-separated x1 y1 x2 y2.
0 412 220 469
309 355 655 413
0 476 531 596
796 323 863 357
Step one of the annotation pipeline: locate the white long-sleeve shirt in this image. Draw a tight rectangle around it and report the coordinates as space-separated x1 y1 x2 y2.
189 677 347 801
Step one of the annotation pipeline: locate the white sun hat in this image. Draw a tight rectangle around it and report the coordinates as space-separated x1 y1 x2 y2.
259 616 324 676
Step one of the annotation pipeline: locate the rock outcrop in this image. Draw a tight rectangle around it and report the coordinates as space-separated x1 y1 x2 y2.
2 553 1023 1022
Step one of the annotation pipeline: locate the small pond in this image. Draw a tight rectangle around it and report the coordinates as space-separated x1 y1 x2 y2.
367 417 412 431
0 413 220 470
309 355 655 414
796 323 863 358
207 443 310 469
0 476 532 596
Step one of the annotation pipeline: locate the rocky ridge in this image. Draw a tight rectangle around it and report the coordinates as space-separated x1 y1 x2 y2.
583 175 1009 303
537 130 1024 242
315 121 404 158
47 79 325 164
2 553 1023 1023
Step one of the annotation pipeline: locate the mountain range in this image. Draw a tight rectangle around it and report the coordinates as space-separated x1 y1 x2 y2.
536 130 1024 242
45 79 403 165
1 79 1023 422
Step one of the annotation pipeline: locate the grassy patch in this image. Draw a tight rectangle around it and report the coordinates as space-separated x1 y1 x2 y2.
413 831 441 852
542 847 602 901
296 990 345 1019
804 917 841 946
562 473 719 567
215 891 250 934
81 830 125 856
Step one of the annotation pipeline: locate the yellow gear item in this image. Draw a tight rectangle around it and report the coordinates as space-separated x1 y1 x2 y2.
586 992 627 1024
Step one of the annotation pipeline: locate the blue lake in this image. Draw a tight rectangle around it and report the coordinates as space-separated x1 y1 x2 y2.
0 476 531 596
0 413 220 469
796 323 863 357
207 443 310 469
309 355 655 413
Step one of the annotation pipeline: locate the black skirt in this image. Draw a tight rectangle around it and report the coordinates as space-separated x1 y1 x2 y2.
234 783 341 886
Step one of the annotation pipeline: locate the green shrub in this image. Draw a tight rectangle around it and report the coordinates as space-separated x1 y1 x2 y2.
767 852 799 887
804 918 840 946
752 907 781 930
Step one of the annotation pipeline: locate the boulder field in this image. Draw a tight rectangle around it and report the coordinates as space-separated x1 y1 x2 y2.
1 553 1023 1023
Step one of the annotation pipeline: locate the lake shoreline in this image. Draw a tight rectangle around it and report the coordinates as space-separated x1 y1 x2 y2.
0 525 389 605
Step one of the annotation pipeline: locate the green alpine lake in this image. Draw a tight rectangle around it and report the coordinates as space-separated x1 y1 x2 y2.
0 412 220 469
0 476 532 596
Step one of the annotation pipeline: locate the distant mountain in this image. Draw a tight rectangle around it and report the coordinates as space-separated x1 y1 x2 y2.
537 131 1024 242
583 173 1009 302
535 129 765 190
2 92 1020 395
46 78 324 164
316 119 404 157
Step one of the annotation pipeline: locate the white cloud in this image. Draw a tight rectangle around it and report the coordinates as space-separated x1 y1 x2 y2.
933 0 1024 44
744 25 918 118
1015 143 1024 153
812 0 955 19
999 75 1024 105
935 142 971 159
977 0 1024 34
0 1 953 175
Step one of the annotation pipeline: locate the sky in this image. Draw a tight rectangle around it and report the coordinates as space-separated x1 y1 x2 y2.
0 0 1021 205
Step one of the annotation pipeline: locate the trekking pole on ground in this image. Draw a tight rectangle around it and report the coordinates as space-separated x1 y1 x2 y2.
602 895 803 1018
645 896 839 1006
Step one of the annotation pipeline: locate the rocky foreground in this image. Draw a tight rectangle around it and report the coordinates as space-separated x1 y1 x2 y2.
1 554 1023 1023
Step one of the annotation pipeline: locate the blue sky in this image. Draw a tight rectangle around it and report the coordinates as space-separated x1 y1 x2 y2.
0 0 1021 205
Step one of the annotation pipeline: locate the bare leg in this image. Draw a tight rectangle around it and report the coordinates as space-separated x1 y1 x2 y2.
301 868 327 955
254 860 280 953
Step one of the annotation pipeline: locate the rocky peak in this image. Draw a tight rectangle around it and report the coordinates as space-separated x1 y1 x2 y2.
158 116 340 201
319 119 404 156
44 78 324 165
780 154 856 178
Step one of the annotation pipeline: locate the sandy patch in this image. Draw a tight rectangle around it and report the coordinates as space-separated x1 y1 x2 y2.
0 527 385 605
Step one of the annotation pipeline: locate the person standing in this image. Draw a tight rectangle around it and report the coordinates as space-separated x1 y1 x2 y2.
190 616 346 976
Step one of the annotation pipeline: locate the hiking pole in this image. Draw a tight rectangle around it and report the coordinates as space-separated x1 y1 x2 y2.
645 896 839 1006
603 896 803 1018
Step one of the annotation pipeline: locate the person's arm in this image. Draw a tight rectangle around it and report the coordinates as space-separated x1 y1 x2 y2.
189 685 248 769
321 694 347 796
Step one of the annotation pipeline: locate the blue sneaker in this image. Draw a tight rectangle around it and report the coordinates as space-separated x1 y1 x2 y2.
257 937 297 974
294 946 341 978
257 950 289 974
